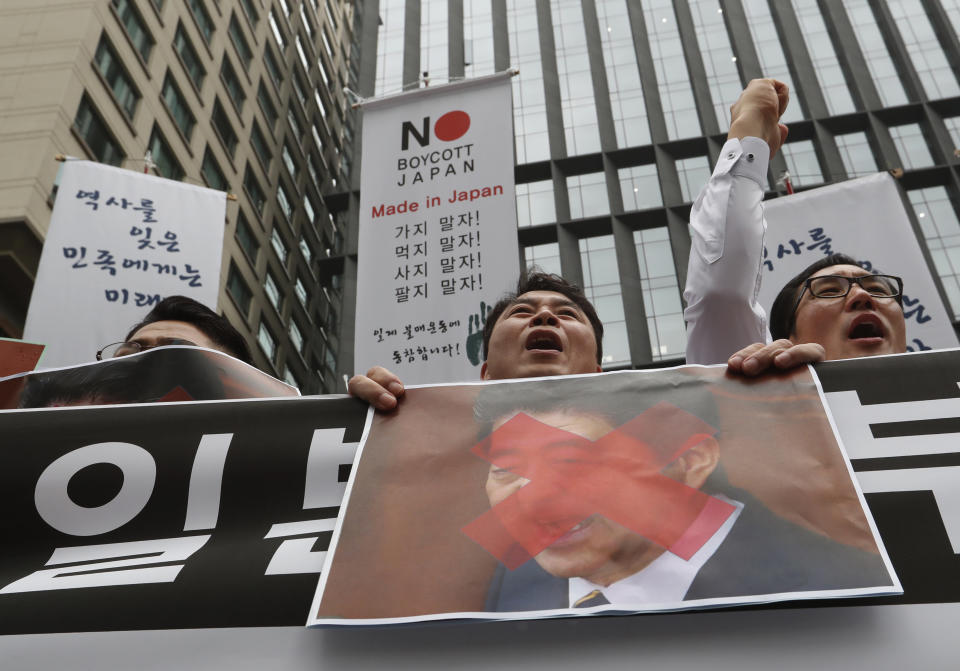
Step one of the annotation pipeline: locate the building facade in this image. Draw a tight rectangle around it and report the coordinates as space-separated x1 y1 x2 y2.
3 0 960 390
0 0 355 392
338 0 960 378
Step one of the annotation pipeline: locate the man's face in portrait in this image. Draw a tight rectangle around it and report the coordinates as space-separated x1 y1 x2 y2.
481 291 602 381
483 408 719 587
792 264 907 360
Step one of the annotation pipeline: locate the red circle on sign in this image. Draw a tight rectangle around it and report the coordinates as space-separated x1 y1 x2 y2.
434 110 471 141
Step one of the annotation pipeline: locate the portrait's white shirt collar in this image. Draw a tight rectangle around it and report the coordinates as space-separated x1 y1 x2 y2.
568 495 744 607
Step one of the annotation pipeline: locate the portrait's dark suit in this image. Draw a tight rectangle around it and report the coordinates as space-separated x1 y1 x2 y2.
485 482 892 612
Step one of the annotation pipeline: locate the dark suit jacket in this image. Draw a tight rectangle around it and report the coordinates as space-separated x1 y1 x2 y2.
485 483 892 612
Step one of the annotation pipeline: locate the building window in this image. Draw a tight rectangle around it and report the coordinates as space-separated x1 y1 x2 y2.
271 228 289 266
552 1 600 155
635 227 686 361
264 46 284 90
295 35 311 74
282 144 297 179
315 89 328 120
779 140 823 187
523 242 562 276
889 0 960 99
620 164 662 211
228 13 253 70
791 0 856 115
292 70 308 110
299 238 313 265
201 147 228 191
94 35 140 119
239 0 259 26
642 0 701 139
173 23 205 89
516 180 556 228
740 1 803 122
73 95 125 167
250 121 272 168
258 321 278 361
243 165 266 216
317 53 331 87
598 0 649 147
295 276 309 306
306 151 322 190
277 182 294 222
161 72 196 140
111 0 154 62
187 0 214 44
257 81 279 129
264 272 282 312
846 0 909 107
211 99 238 157
303 194 316 224
909 186 960 319
235 211 259 263
289 320 305 355
889 123 935 170
287 107 303 141
567 173 609 219
579 235 629 367
227 263 253 315
835 131 878 177
675 156 711 203
269 9 287 50
220 57 246 113
147 126 184 180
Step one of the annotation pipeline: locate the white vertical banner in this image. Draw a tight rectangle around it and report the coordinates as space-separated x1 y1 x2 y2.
24 160 226 368
759 172 958 351
354 72 520 385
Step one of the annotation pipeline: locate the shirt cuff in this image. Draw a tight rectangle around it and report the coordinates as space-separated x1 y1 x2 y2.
729 136 769 186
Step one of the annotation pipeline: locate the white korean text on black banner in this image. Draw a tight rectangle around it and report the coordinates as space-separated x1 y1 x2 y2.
0 396 367 634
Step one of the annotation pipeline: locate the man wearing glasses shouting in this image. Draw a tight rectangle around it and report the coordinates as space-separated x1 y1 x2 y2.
725 254 906 375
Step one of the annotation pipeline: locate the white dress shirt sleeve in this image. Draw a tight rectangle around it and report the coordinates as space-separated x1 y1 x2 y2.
683 136 772 365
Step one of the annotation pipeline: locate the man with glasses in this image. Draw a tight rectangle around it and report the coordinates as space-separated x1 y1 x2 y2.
683 79 908 372
97 295 253 365
724 254 906 375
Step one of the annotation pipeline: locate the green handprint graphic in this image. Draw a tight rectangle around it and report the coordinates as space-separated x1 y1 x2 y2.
465 300 492 366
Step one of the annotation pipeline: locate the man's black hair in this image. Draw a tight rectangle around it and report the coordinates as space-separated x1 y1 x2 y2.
125 295 253 364
768 253 904 341
482 270 604 365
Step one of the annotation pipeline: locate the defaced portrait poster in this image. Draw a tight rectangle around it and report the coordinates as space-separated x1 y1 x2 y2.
310 366 900 626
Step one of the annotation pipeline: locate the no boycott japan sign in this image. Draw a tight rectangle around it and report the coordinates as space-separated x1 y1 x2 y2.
354 72 520 385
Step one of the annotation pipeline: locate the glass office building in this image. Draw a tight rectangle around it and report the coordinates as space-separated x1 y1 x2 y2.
334 0 960 378
3 0 960 389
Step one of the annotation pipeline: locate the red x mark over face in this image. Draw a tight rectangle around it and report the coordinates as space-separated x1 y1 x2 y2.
461 402 736 571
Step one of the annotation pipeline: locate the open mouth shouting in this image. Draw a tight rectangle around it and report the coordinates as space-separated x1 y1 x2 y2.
525 330 563 353
847 314 886 345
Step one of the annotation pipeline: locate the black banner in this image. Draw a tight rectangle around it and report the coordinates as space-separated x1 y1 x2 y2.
816 349 960 606
0 396 367 634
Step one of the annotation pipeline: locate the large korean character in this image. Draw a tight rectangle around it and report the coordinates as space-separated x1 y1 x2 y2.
76 190 100 210
94 249 117 276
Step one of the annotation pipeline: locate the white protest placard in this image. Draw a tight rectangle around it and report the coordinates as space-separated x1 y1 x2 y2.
354 72 520 385
23 160 226 368
760 172 958 351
